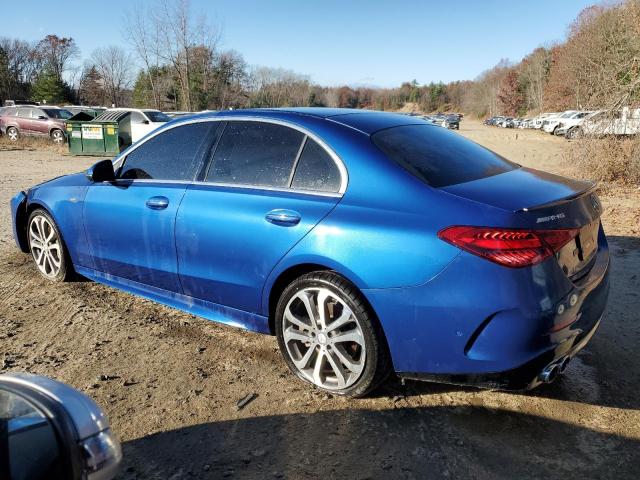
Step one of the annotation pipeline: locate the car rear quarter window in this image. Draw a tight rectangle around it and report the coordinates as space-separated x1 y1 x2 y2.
207 121 304 188
291 138 341 193
119 122 219 181
372 124 518 188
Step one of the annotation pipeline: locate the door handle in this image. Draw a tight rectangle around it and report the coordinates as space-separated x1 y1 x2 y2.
265 209 301 226
145 196 169 210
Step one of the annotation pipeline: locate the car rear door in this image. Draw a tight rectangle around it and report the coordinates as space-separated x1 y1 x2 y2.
175 119 345 314
31 108 51 136
16 108 34 134
83 121 216 292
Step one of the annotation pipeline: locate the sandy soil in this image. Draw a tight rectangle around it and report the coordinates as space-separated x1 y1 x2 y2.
0 120 639 479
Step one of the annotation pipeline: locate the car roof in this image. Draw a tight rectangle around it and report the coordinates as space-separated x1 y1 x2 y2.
198 108 430 135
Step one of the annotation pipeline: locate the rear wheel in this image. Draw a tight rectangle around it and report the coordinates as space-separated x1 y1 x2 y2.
51 129 65 144
275 271 391 397
27 209 71 282
7 127 18 142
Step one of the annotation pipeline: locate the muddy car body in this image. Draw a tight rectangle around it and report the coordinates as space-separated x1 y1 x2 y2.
10 108 610 396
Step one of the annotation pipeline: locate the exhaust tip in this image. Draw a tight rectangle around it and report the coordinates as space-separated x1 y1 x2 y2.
559 357 571 374
539 364 559 384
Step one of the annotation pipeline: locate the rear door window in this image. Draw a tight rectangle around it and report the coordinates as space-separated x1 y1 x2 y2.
17 109 32 118
291 138 341 193
372 124 518 188
120 122 220 181
207 121 304 188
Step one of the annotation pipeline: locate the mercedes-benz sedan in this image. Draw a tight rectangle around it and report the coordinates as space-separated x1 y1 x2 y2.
10 108 610 397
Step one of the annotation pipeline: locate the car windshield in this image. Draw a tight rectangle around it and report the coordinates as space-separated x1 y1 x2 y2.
43 109 73 119
372 124 518 188
143 111 171 123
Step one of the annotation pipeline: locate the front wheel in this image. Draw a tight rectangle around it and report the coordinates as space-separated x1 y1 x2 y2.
7 127 19 142
275 271 391 397
566 127 580 140
27 209 72 282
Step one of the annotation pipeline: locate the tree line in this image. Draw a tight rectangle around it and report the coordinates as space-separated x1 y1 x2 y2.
1 0 638 117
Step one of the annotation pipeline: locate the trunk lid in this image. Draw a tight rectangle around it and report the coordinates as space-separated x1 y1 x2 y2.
440 167 594 214
441 167 603 280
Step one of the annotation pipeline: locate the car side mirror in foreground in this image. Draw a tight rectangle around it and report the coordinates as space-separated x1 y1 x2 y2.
0 373 122 480
86 160 115 183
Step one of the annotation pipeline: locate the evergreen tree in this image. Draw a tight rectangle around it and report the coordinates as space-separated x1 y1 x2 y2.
31 71 69 104
79 66 104 105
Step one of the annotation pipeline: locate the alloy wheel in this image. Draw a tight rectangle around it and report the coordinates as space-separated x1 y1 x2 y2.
51 130 64 144
282 287 366 390
7 128 18 141
29 215 63 278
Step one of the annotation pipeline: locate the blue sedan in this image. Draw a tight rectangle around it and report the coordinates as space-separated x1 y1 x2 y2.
10 108 610 397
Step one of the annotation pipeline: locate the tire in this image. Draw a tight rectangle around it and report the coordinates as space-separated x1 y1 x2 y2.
275 271 391 397
51 129 65 145
27 209 72 282
7 127 19 142
566 127 580 140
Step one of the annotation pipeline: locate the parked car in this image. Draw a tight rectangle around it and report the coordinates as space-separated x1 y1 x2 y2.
3 100 38 107
432 114 460 129
578 107 640 137
541 111 580 134
93 108 171 146
532 113 559 129
0 106 72 144
10 108 609 397
554 111 596 138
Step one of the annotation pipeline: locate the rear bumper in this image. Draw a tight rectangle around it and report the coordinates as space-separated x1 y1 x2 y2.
363 225 610 387
399 316 601 390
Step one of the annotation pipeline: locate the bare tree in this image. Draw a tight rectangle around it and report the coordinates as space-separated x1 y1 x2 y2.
124 0 221 111
35 34 79 80
91 46 132 107
123 6 164 109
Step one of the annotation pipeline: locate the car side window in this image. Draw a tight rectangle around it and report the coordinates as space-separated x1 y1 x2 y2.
17 109 31 118
130 112 146 124
119 122 219 181
207 121 304 188
291 138 341 193
32 109 46 119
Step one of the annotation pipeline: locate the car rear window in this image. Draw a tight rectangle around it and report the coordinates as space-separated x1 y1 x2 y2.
372 124 518 188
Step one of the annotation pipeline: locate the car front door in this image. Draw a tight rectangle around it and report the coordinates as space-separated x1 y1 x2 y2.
83 121 217 292
176 120 345 314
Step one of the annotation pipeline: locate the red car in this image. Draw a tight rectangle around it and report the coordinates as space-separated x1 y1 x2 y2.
0 106 72 144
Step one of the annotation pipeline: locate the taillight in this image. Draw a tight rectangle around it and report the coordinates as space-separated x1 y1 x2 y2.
438 226 579 268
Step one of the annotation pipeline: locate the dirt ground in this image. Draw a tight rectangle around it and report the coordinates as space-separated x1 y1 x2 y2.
0 120 639 479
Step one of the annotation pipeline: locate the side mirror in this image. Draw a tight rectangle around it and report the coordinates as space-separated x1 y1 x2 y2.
37 115 48 120
142 120 150 125
0 373 122 480
86 160 115 182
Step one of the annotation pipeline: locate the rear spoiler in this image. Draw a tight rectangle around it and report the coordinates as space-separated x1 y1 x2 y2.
518 182 597 213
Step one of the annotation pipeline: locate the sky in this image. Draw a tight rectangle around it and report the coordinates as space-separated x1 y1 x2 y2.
4 0 597 87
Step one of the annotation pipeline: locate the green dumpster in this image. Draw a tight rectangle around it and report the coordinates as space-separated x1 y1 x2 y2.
66 120 120 156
